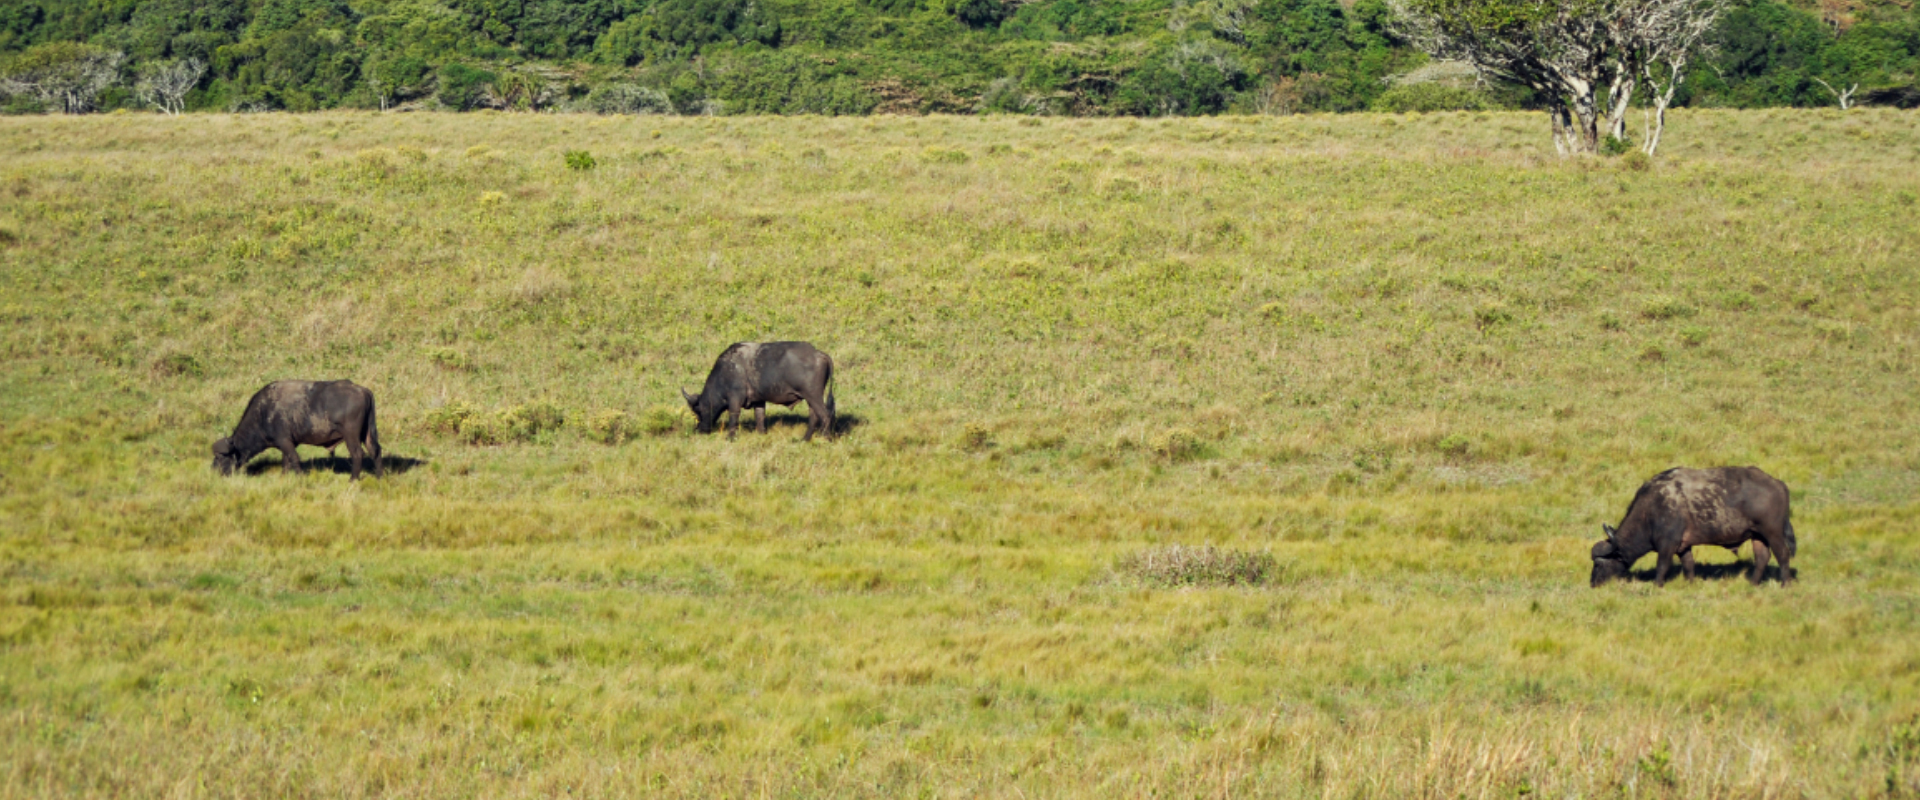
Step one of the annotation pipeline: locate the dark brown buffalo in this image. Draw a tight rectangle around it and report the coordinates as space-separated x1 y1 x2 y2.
213 380 383 479
682 342 835 441
1590 466 1795 586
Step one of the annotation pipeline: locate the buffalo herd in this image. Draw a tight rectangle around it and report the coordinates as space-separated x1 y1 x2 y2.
211 341 1797 586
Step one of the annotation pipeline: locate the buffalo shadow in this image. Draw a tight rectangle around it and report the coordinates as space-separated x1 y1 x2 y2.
242 452 428 476
742 410 867 437
1622 556 1797 584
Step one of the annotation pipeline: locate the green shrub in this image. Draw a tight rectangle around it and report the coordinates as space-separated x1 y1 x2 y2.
459 412 509 445
639 406 682 436
564 150 597 171
438 63 497 111
502 401 566 440
1369 84 1489 113
1149 427 1200 462
1601 135 1636 156
424 346 469 371
1437 434 1471 457
584 409 633 444
1641 297 1697 321
960 422 993 451
921 146 969 164
424 401 478 435
584 84 672 115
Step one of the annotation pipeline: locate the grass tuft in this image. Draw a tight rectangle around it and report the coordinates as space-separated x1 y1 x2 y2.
1115 545 1277 588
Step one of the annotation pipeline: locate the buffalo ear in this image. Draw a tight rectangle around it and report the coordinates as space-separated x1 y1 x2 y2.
212 438 233 456
680 387 697 409
1602 523 1617 540
1591 540 1617 559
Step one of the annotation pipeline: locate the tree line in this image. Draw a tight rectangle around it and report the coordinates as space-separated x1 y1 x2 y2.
1 0 1915 120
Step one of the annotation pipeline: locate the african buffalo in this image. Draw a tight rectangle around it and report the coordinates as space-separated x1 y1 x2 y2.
1590 466 1795 587
682 342 835 441
212 380 383 479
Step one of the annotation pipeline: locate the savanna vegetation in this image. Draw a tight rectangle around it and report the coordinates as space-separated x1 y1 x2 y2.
0 0 1918 116
2 109 1919 796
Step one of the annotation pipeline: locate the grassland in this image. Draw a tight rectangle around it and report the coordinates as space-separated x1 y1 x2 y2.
1 108 1918 798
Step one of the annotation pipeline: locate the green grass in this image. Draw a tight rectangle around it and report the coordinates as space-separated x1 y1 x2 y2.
1 108 1919 797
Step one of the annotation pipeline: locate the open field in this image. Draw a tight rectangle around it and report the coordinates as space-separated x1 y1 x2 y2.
2 109 1919 797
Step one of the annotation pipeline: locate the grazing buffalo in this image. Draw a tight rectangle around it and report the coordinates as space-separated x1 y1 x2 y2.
1590 466 1795 587
682 342 835 441
212 380 383 479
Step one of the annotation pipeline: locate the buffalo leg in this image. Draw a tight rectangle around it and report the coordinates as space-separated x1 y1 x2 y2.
371 434 384 477
278 437 302 475
1681 549 1697 581
1654 550 1673 586
1762 524 1794 585
345 437 365 481
755 408 767 434
1750 539 1772 585
726 401 742 440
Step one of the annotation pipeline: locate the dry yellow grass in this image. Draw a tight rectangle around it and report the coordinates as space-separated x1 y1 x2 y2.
0 108 1917 797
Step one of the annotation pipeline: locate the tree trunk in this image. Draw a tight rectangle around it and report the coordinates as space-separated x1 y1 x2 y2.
1643 94 1670 156
1606 74 1635 143
1572 93 1601 154
1550 103 1571 156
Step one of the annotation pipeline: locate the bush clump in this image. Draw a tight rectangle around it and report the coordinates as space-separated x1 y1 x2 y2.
639 406 682 436
424 401 478 434
427 400 567 445
1641 297 1697 321
584 408 633 444
921 146 970 164
960 422 993 451
1115 545 1276 588
458 412 510 445
564 150 597 171
502 400 566 440
424 346 469 371
1149 427 1200 461
1369 83 1489 113
584 84 672 115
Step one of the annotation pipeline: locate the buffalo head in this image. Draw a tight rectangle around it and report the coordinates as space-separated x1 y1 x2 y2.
681 388 721 434
212 437 241 475
1590 524 1629 586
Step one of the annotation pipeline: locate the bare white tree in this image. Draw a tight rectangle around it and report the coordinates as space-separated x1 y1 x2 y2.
1388 0 1628 155
134 57 205 115
0 44 125 114
1390 0 1722 156
1812 77 1858 109
1631 0 1727 155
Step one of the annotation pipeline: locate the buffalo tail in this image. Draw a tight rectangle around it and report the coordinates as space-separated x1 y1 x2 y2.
366 397 383 467
1784 518 1797 559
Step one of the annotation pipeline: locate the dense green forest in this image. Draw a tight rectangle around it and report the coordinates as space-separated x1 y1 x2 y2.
1 0 1917 114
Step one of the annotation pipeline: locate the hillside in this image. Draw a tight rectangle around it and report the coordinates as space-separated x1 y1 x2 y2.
1 110 1919 796
1 0 1917 115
